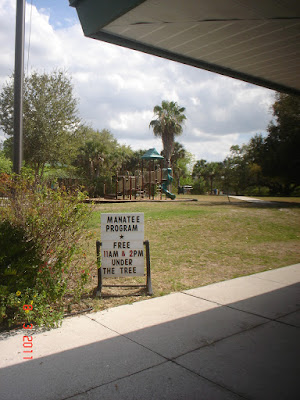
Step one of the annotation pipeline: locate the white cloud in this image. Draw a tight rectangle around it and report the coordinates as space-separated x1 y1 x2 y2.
0 0 276 163
181 129 240 161
109 110 153 134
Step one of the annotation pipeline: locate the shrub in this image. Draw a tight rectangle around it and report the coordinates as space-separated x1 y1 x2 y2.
245 186 270 196
0 220 41 290
291 186 300 197
0 173 92 328
85 176 115 197
191 178 207 194
0 153 12 174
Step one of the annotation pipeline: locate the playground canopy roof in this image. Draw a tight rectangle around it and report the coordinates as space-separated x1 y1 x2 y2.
141 148 164 160
69 0 300 96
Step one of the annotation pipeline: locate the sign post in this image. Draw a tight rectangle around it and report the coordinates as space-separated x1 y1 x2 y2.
96 213 153 296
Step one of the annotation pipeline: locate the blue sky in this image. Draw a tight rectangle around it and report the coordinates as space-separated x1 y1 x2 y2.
31 0 77 28
0 0 275 162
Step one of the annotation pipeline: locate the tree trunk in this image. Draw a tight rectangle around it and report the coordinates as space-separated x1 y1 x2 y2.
162 130 174 168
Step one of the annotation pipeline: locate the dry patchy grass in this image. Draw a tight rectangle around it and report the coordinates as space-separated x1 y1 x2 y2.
74 195 300 314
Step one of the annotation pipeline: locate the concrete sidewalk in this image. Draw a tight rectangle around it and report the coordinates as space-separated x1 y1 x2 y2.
228 196 273 205
1 264 299 400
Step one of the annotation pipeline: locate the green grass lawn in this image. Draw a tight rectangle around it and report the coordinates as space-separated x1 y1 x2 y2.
79 195 300 313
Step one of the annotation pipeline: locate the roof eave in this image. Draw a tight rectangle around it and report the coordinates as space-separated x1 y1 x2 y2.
91 30 300 96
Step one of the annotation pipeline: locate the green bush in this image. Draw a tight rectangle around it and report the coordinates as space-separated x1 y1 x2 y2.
0 220 41 289
85 175 115 197
291 186 300 197
191 178 207 194
245 186 270 196
0 173 92 328
0 153 12 174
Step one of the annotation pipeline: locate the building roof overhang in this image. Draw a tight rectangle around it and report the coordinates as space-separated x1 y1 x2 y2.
70 0 300 96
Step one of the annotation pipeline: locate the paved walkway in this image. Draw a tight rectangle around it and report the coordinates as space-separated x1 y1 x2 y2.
228 196 273 204
1 264 299 400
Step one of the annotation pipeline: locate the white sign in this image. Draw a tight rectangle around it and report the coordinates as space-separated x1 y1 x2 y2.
101 213 144 277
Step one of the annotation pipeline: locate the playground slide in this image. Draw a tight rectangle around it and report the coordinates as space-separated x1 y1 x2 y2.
162 187 176 200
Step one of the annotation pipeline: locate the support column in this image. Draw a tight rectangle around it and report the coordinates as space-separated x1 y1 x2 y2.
13 0 26 174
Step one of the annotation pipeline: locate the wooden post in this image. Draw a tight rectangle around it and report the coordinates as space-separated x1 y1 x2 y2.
152 160 154 199
96 240 102 297
160 160 163 200
145 240 153 295
130 176 132 200
148 162 151 199
142 160 144 199
115 174 118 199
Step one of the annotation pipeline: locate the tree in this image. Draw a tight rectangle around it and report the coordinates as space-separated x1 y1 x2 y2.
204 162 222 194
164 142 193 187
74 127 132 196
120 149 145 175
192 159 207 180
192 159 208 194
168 141 186 165
262 93 300 193
246 134 265 167
149 100 186 166
0 70 81 178
192 159 223 194
223 145 251 195
243 134 266 194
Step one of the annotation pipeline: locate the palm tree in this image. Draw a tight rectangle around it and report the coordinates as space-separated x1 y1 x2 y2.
149 100 186 166
192 160 222 194
168 142 186 186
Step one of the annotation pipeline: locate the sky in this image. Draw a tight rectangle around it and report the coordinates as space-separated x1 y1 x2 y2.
0 0 276 163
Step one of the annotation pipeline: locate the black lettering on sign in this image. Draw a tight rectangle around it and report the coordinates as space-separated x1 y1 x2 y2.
120 266 135 274
105 225 138 232
103 250 118 257
113 242 131 249
103 267 115 275
111 259 133 266
106 216 141 224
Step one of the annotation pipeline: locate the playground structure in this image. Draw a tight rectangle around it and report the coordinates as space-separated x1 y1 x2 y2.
106 149 176 200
